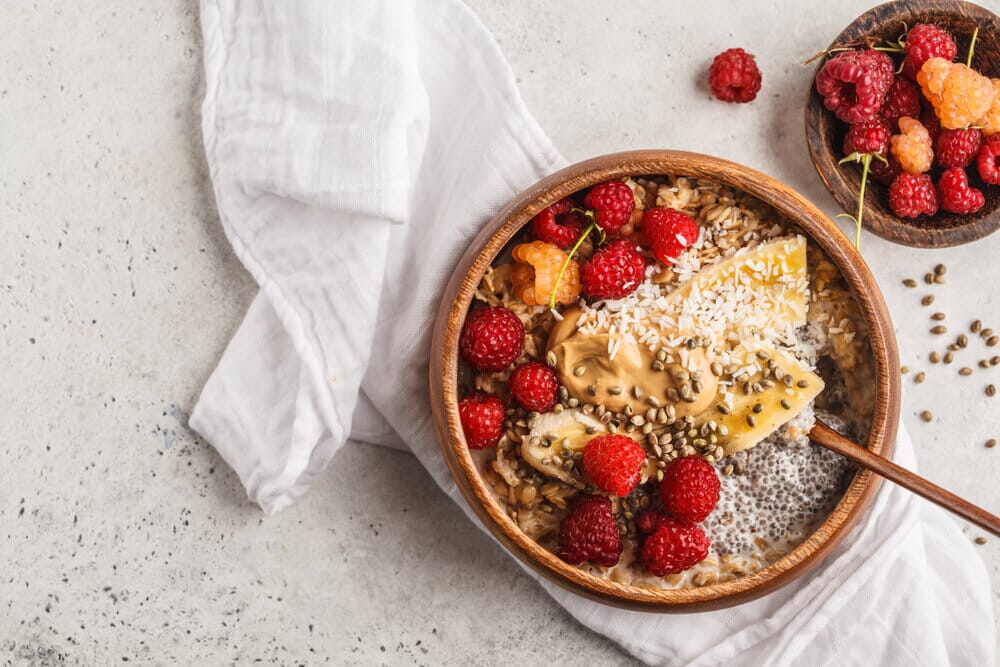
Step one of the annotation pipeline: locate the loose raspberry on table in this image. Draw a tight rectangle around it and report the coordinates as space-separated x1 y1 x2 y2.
458 392 505 449
580 238 644 301
642 207 700 265
880 77 922 128
582 434 646 497
583 180 636 235
459 306 524 372
977 135 1000 185
531 197 585 249
890 116 934 174
510 240 580 306
901 23 958 80
708 48 762 103
639 517 710 576
815 49 894 123
936 128 981 168
556 494 622 567
658 457 720 523
918 58 996 130
889 173 939 218
869 152 904 186
508 361 559 413
842 118 891 156
938 167 985 214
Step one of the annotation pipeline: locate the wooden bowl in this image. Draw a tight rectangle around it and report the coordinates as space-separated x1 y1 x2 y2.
429 150 900 611
805 0 1000 248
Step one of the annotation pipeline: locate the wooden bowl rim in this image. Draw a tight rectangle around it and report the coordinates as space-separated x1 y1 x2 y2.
804 0 1000 248
429 149 900 612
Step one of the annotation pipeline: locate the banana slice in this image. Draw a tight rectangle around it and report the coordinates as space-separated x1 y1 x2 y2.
707 347 824 456
521 409 656 487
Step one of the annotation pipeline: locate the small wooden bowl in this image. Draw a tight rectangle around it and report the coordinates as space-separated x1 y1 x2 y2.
429 150 900 612
805 0 1000 248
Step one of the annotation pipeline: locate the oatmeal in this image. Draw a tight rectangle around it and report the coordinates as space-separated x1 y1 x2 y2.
458 175 874 588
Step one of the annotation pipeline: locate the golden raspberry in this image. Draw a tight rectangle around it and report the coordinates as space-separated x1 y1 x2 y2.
980 79 1000 136
890 116 934 174
917 58 995 130
511 241 580 306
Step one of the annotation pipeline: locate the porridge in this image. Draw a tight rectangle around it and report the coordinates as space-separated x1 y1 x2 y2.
457 175 874 588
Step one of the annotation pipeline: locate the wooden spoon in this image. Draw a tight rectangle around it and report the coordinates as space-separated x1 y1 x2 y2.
811 420 1000 537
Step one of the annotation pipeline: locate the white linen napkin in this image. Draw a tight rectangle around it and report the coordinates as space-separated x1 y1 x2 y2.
192 0 996 663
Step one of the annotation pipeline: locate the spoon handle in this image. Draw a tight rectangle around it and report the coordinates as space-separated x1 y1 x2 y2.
810 421 1000 538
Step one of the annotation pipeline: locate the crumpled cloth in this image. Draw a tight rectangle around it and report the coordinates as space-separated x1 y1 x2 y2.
191 1 995 663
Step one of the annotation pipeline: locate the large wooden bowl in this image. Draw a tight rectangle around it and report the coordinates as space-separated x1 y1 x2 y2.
429 150 900 611
805 0 1000 248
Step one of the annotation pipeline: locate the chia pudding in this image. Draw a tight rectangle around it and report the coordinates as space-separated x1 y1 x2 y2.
460 174 875 589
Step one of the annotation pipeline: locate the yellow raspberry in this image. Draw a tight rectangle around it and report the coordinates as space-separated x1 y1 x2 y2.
890 116 934 174
980 79 1000 137
511 241 580 306
917 58 995 130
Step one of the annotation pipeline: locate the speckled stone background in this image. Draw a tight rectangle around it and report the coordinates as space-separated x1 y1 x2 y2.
1 1 998 664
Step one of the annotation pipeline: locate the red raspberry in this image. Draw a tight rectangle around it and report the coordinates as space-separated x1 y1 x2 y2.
583 181 635 235
880 77 922 128
920 107 942 145
639 517 710 576
936 128 982 168
580 238 644 300
508 361 558 412
708 48 762 103
888 173 939 218
582 434 646 497
902 24 958 80
658 457 720 523
938 168 985 214
815 50 894 123
869 152 903 186
842 118 891 156
458 392 505 449
642 207 700 264
531 197 585 249
459 306 524 372
556 495 622 567
977 134 1000 185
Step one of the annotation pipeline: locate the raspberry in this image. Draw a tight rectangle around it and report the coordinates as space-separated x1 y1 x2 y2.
636 509 669 536
977 135 1000 185
888 173 939 218
980 79 1000 137
511 241 580 306
890 116 934 174
458 393 505 449
508 361 558 413
815 49 894 123
639 517 710 576
902 24 958 80
531 197 585 249
583 181 635 235
917 58 996 130
869 152 903 186
580 238 644 301
938 167 985 214
658 457 720 523
880 77 922 128
582 434 646 497
842 118 891 156
459 306 524 372
920 107 942 145
642 207 700 264
556 495 622 567
708 48 762 103
936 128 981 168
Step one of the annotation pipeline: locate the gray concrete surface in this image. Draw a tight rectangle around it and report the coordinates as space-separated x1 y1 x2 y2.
1 1 997 664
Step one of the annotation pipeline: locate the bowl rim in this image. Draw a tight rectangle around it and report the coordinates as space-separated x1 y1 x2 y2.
804 0 1000 248
429 149 900 612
